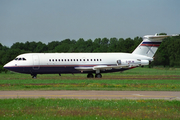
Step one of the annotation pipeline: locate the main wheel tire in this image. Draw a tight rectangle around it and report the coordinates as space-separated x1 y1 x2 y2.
95 73 102 78
87 73 94 78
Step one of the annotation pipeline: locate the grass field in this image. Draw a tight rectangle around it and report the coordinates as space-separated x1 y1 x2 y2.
0 67 180 91
0 98 180 120
1 67 180 119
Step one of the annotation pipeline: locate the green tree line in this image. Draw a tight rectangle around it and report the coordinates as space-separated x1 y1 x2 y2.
0 34 180 72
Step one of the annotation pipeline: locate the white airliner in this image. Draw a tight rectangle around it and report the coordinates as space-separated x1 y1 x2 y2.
4 34 179 78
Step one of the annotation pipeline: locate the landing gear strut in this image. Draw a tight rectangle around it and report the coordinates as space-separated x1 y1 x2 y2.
87 73 94 78
31 74 37 79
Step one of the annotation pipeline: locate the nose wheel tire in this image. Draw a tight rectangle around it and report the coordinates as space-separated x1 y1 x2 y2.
31 74 37 79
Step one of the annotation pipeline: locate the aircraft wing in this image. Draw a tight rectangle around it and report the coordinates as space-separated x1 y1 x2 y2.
74 65 129 72
93 65 120 70
74 67 94 71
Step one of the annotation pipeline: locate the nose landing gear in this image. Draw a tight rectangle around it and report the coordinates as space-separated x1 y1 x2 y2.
31 74 37 79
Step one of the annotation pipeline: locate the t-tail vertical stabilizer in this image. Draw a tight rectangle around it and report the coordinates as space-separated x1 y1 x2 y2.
132 34 179 58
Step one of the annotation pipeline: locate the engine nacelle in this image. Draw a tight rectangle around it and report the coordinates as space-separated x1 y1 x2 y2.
117 59 149 67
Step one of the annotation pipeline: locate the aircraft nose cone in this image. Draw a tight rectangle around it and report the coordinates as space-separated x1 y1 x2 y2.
3 61 24 73
3 62 14 71
3 63 10 70
3 63 8 68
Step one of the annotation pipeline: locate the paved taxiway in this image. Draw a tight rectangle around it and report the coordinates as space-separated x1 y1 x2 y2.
0 91 180 100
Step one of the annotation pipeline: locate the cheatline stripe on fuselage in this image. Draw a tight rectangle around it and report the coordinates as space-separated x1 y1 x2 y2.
4 64 118 68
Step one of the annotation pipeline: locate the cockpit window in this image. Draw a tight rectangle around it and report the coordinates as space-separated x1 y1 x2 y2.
14 58 26 61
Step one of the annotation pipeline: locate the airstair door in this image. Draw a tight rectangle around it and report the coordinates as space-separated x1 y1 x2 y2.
33 55 40 70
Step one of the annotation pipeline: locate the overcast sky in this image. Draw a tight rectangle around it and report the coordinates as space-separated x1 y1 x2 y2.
0 0 180 47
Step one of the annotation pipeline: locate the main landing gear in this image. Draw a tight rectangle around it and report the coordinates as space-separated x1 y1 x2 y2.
87 73 102 78
87 73 94 78
95 73 102 78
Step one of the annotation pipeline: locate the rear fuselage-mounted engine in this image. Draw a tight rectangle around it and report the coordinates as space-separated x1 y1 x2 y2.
117 59 149 67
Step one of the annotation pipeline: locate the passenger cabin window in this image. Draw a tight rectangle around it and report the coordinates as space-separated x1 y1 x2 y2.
47 58 102 62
